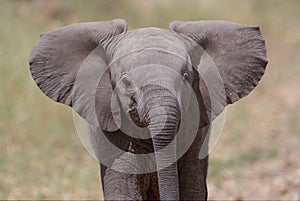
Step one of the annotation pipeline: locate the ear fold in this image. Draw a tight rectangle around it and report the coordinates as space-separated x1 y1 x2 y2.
170 20 268 105
29 19 127 131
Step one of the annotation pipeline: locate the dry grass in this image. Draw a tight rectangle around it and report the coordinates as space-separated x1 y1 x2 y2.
0 0 299 200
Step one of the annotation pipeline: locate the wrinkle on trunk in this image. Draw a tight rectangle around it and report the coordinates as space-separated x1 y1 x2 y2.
137 85 181 200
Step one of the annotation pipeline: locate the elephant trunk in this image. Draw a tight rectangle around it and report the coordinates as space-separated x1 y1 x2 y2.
137 85 181 200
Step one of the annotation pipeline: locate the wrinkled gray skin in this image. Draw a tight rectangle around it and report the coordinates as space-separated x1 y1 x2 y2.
29 19 267 200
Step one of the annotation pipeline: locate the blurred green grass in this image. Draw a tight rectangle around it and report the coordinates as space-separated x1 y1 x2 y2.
0 0 299 199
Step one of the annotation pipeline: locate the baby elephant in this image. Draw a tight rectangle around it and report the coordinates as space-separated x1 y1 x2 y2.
29 19 267 200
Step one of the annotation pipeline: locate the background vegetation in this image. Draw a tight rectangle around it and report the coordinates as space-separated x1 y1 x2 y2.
0 0 299 199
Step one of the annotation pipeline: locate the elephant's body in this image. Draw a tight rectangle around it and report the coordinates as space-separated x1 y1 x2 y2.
89 29 209 199
29 19 267 200
89 123 209 200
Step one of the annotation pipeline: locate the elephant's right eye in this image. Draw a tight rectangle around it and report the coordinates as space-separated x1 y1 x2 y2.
183 72 189 80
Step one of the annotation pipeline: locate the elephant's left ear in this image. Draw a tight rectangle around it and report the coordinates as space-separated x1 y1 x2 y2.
170 20 268 104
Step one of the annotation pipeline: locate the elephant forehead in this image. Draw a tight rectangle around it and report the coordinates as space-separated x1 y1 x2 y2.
109 49 193 81
110 28 190 64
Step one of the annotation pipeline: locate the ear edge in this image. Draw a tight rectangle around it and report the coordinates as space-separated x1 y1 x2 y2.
225 26 268 104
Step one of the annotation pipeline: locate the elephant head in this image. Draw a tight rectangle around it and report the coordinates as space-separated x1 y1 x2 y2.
29 19 267 200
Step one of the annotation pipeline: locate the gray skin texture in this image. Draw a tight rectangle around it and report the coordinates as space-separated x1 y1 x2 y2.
29 19 268 200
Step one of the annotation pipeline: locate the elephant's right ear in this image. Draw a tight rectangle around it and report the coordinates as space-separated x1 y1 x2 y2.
29 19 127 131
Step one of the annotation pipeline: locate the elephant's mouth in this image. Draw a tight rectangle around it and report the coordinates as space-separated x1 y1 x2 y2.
126 90 182 138
128 97 148 128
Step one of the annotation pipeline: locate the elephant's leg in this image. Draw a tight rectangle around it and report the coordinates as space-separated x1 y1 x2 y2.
178 156 208 200
101 165 160 200
101 166 142 200
138 172 160 200
178 126 209 200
